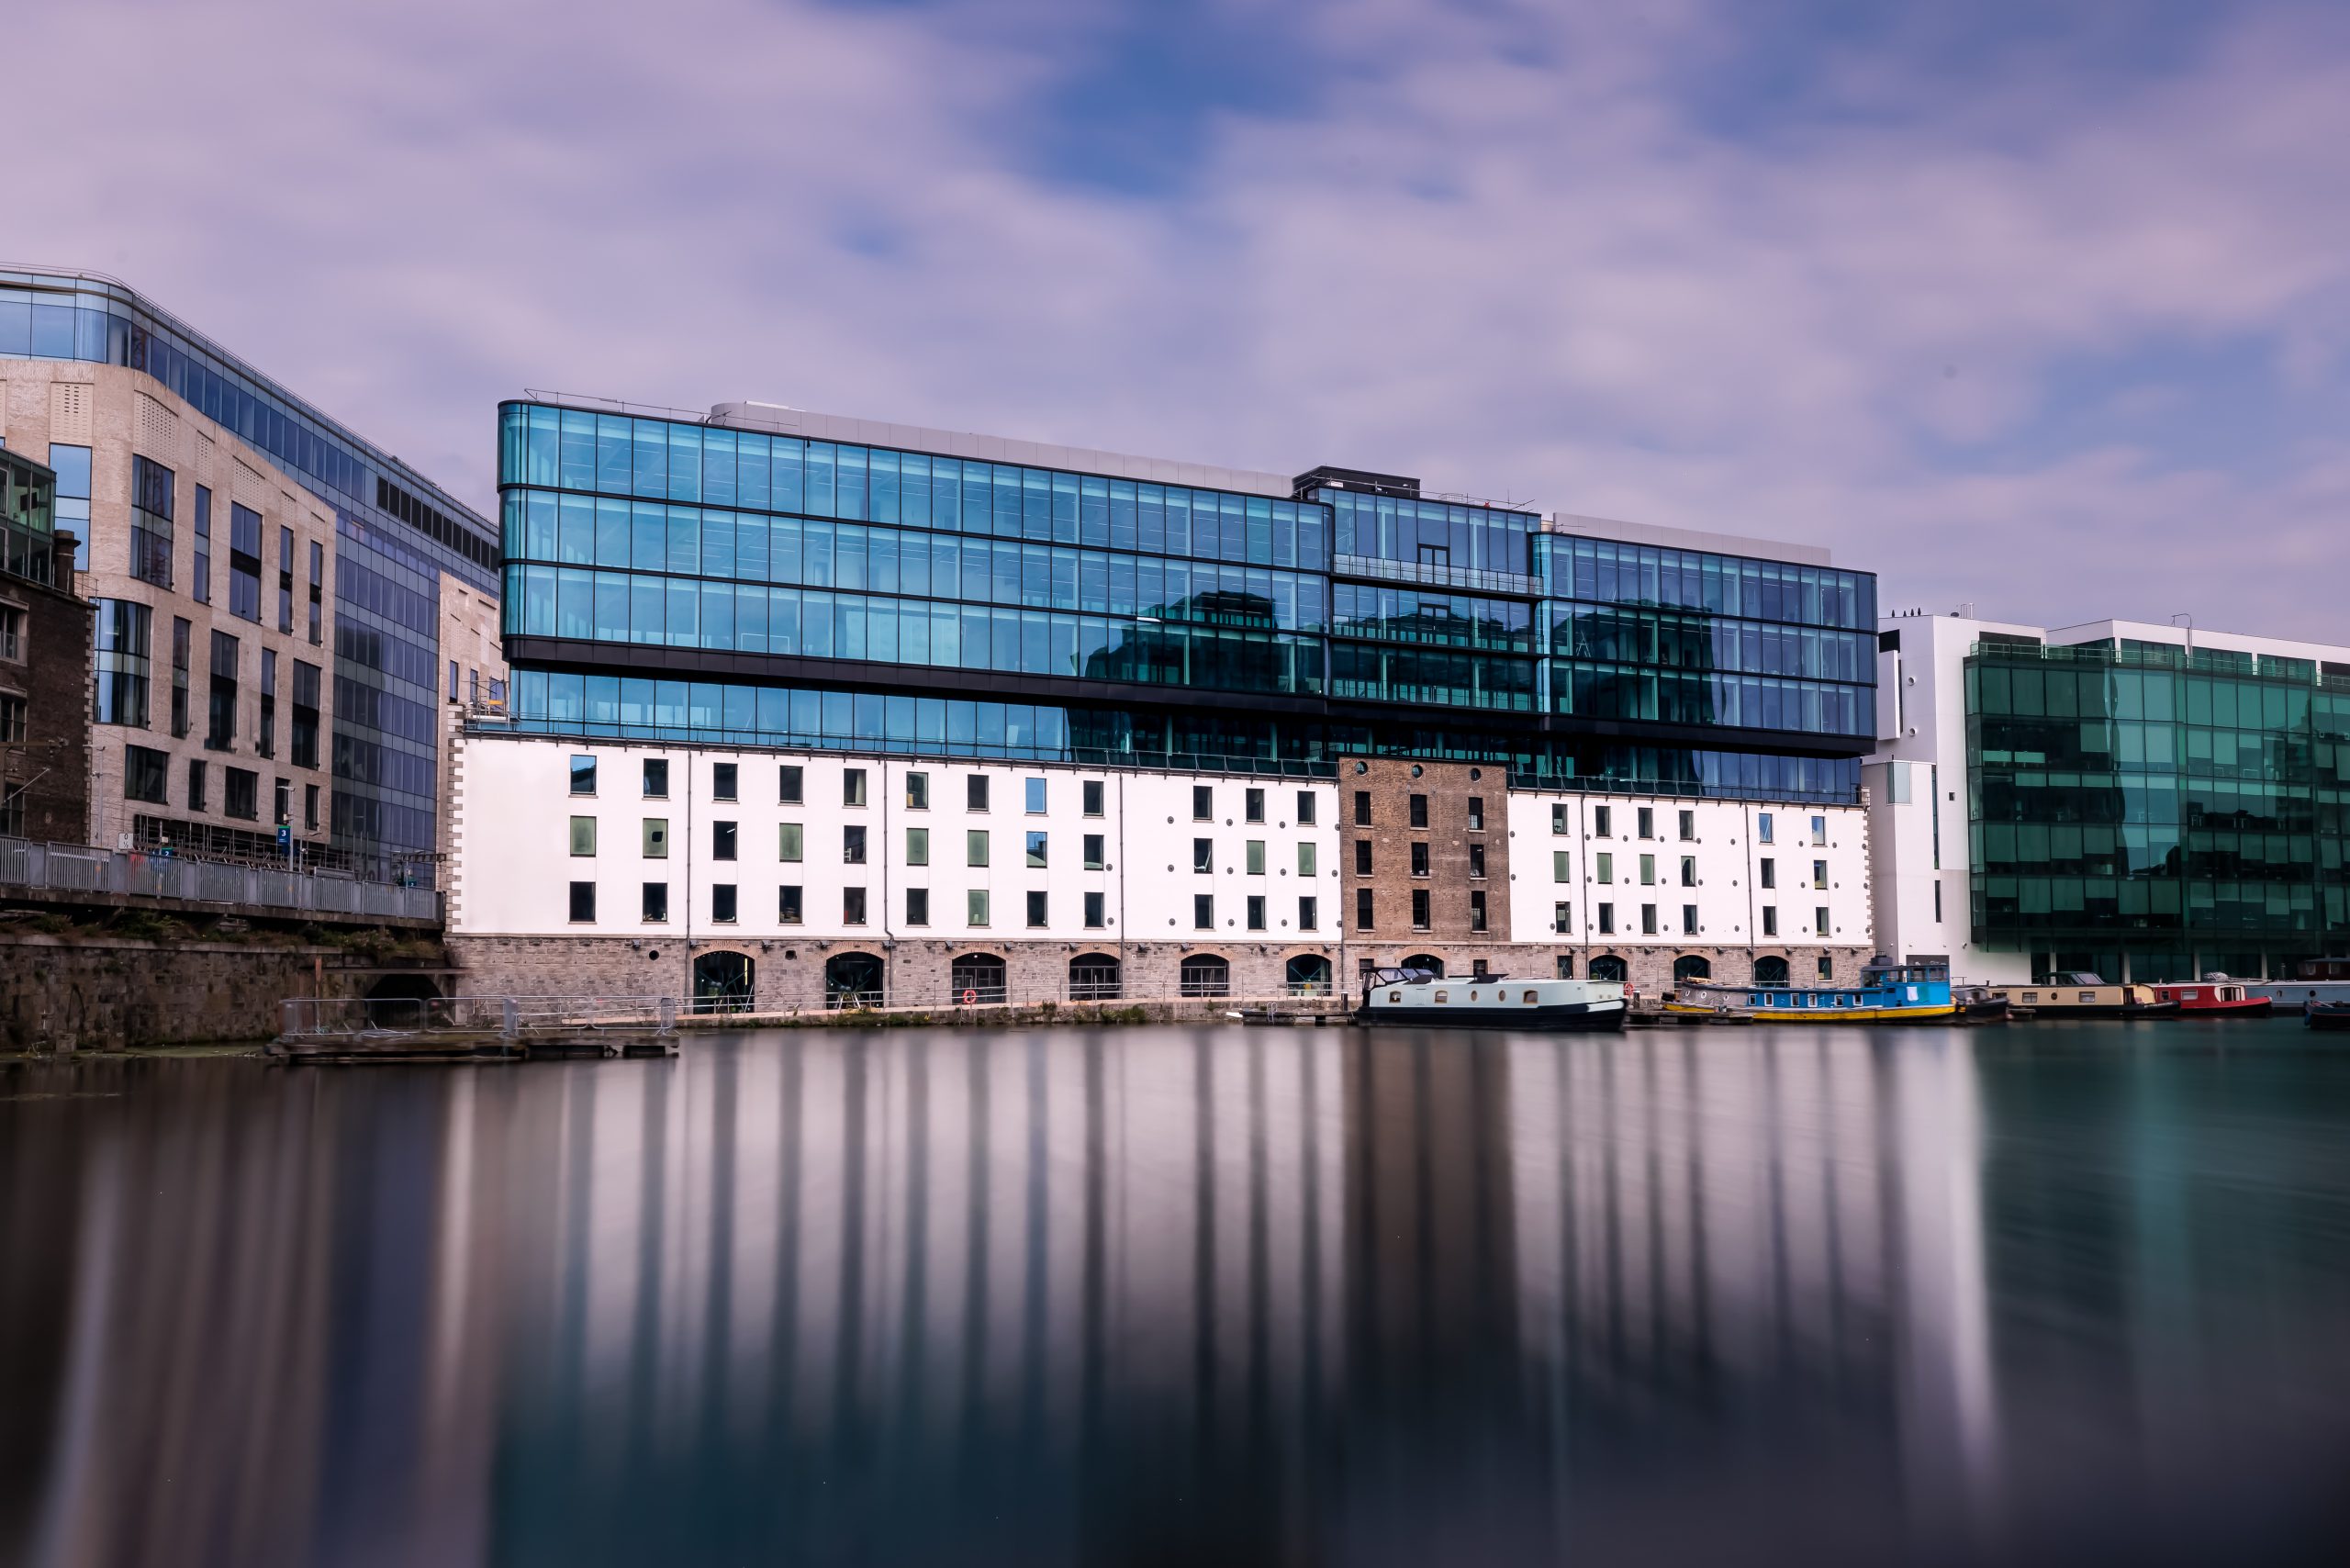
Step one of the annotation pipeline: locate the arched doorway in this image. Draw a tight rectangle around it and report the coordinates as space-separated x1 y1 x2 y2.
1673 955 1713 984
1069 953 1122 1001
694 950 756 1014
1401 953 1444 978
952 952 1007 1004
1589 954 1628 984
1285 954 1333 995
1179 954 1230 997
824 951 884 1008
1753 955 1790 986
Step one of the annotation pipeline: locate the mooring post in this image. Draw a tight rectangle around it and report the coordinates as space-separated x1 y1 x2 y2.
502 998 519 1040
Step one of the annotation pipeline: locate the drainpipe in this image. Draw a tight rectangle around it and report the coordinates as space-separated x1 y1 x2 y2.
682 748 694 1011
1744 801 1758 980
1115 771 1128 1001
880 757 894 995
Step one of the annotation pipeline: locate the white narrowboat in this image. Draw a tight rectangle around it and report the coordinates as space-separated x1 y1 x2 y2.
1356 968 1628 1031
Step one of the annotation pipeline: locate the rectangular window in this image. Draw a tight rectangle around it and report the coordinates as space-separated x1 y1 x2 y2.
1553 851 1571 882
968 775 990 811
570 816 597 856
1593 805 1611 837
1297 842 1316 878
228 503 263 622
778 823 802 862
1246 895 1266 931
290 661 319 769
1678 810 1695 841
1933 881 1943 922
1762 906 1778 936
1082 779 1104 816
229 767 257 821
571 755 598 795
1411 888 1430 929
1299 895 1318 931
843 824 866 864
1469 844 1486 878
1192 785 1213 820
207 628 239 748
1811 816 1828 846
185 758 206 812
844 887 867 924
1761 858 1775 890
308 540 322 645
129 748 170 809
844 767 867 806
1681 904 1697 935
304 783 318 831
450 661 460 702
1355 887 1375 930
568 881 596 923
257 649 276 759
1245 787 1265 823
906 887 929 926
1246 839 1265 874
1026 890 1047 928
1354 840 1372 875
1080 833 1103 869
643 818 668 857
906 826 929 866
643 883 668 922
1553 901 1572 934
779 885 803 924
1193 837 1213 873
1409 793 1428 828
0 606 20 662
1640 903 1657 935
1296 791 1315 825
50 443 92 574
1411 843 1430 877
1025 831 1047 868
713 821 738 861
1470 890 1487 932
1637 807 1654 839
711 762 737 801
192 485 212 604
1353 790 1371 826
968 889 990 926
1813 859 1828 890
1597 902 1614 935
968 830 989 867
276 526 294 633
1818 957 1834 981
1816 907 1830 936
1639 854 1655 886
1757 812 1774 844
1551 803 1570 834
168 617 190 738
1024 777 1046 813
777 764 800 803
273 778 290 831
1468 797 1484 831
1194 893 1214 930
1680 856 1696 887
906 771 929 809
1084 890 1105 928
1596 851 1614 882
129 455 173 589
643 759 669 797
711 884 738 923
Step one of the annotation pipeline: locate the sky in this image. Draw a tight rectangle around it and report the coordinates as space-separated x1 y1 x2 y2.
12 0 2350 639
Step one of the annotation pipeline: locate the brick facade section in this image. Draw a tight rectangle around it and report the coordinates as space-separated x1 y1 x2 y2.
1 532 94 845
1337 756 1505 949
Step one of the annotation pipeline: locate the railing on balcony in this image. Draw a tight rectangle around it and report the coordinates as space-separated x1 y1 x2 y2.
1331 552 1540 599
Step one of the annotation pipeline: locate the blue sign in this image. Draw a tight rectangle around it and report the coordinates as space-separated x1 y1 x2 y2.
277 824 291 846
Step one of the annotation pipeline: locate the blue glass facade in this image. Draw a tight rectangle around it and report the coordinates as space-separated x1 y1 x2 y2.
3 270 497 860
497 401 1874 804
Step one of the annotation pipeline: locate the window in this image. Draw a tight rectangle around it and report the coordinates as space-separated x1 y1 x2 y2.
1678 810 1695 841
1757 812 1774 844
1468 797 1484 831
276 527 294 633
571 756 598 795
291 661 319 769
1193 893 1214 929
778 823 802 861
163 619 190 738
643 818 669 857
95 600 153 729
1811 816 1828 846
224 767 258 821
1027 891 1048 928
842 824 866 864
1354 841 1372 875
1083 833 1105 869
129 455 173 588
49 443 91 573
1082 779 1104 816
1553 902 1572 935
1551 803 1570 834
307 540 322 644
844 768 867 806
0 785 22 837
1557 955 1576 980
1597 902 1615 935
1682 904 1698 935
1762 906 1778 936
191 486 211 604
180 757 205 812
1245 788 1265 823
0 606 20 662
1299 896 1318 931
204 629 235 748
0 696 22 745
1593 805 1612 837
569 881 596 923
844 887 867 924
1470 890 1487 932
711 763 737 801
1180 955 1231 998
643 883 668 922
907 826 929 866
968 889 990 926
1246 840 1265 875
273 777 291 830
1411 843 1430 877
1595 851 1613 882
1192 785 1214 820
1353 790 1371 825
968 775 990 811
1024 777 1046 813
712 884 738 924
304 783 318 831
643 759 669 797
1680 857 1696 887
906 771 929 809
228 503 263 622
123 745 168 804
713 821 738 861
1411 889 1430 928
777 764 800 803
1296 791 1315 825
1355 888 1375 929
1021 830 1046 868
1760 857 1775 890
1246 895 1266 931
1818 956 1834 981
1933 881 1943 922
1409 793 1428 828
256 650 276 758
1813 859 1829 890
1639 854 1655 886
779 885 803 924
449 660 460 702
570 816 597 856
1637 807 1654 839
1192 837 1213 874
1468 844 1485 878
1815 907 1830 936
1084 890 1105 928
968 830 990 867
906 888 930 925
1553 851 1571 882
1297 843 1316 877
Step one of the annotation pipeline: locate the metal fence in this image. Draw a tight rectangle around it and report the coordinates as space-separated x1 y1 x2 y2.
0 835 442 923
280 994 676 1039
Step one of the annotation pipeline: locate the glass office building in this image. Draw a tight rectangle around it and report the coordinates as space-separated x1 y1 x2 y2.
1967 636 2350 978
497 401 1875 803
3 269 498 863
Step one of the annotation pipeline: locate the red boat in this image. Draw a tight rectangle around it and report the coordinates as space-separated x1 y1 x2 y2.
2151 982 2273 1017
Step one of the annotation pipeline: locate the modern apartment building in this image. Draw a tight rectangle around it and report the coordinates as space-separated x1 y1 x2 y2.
1869 612 2350 983
451 398 1877 1007
1 268 503 876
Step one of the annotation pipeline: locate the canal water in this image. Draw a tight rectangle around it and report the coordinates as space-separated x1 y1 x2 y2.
3 1022 2346 1567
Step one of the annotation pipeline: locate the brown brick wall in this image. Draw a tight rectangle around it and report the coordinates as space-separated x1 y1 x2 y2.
0 553 94 845
1337 756 1506 946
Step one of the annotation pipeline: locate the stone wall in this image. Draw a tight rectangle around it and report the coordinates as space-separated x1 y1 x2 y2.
0 935 359 1051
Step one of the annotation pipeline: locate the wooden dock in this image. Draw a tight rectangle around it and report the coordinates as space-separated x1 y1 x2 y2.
269 995 679 1064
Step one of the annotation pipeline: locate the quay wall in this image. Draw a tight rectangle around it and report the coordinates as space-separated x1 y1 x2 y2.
0 935 366 1052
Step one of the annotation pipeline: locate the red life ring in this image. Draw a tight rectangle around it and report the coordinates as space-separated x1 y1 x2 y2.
962 988 978 1006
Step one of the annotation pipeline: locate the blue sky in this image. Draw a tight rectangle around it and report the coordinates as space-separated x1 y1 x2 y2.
14 0 2350 637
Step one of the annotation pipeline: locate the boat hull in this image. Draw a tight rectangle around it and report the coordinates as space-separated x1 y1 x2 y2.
2304 1005 2350 1032
2175 1000 2274 1018
1664 1002 1957 1025
2017 1002 2181 1020
1357 1000 1628 1032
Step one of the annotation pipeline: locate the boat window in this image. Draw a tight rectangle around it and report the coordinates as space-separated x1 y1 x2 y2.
1468 991 1479 1002
2079 991 2095 1003
1524 990 1539 1003
1435 991 1449 1003
1387 991 1401 1002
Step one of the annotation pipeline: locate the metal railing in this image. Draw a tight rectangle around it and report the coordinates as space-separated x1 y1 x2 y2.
0 835 442 923
1332 553 1541 599
280 994 676 1040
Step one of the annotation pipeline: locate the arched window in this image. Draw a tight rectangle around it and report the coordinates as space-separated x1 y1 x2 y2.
1179 954 1231 997
1588 954 1628 983
1402 953 1444 979
823 952 883 1009
952 953 1008 1004
693 950 756 1014
1069 953 1122 1001
1753 955 1790 986
1673 955 1712 983
1285 954 1333 995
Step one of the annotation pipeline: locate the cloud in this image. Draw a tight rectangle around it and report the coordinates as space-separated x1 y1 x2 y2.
10 0 2349 639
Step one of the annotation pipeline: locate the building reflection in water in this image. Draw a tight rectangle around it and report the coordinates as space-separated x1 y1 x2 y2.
6 1030 2007 1566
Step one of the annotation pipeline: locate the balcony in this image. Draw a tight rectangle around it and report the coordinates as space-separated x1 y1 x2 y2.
1331 553 1539 599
